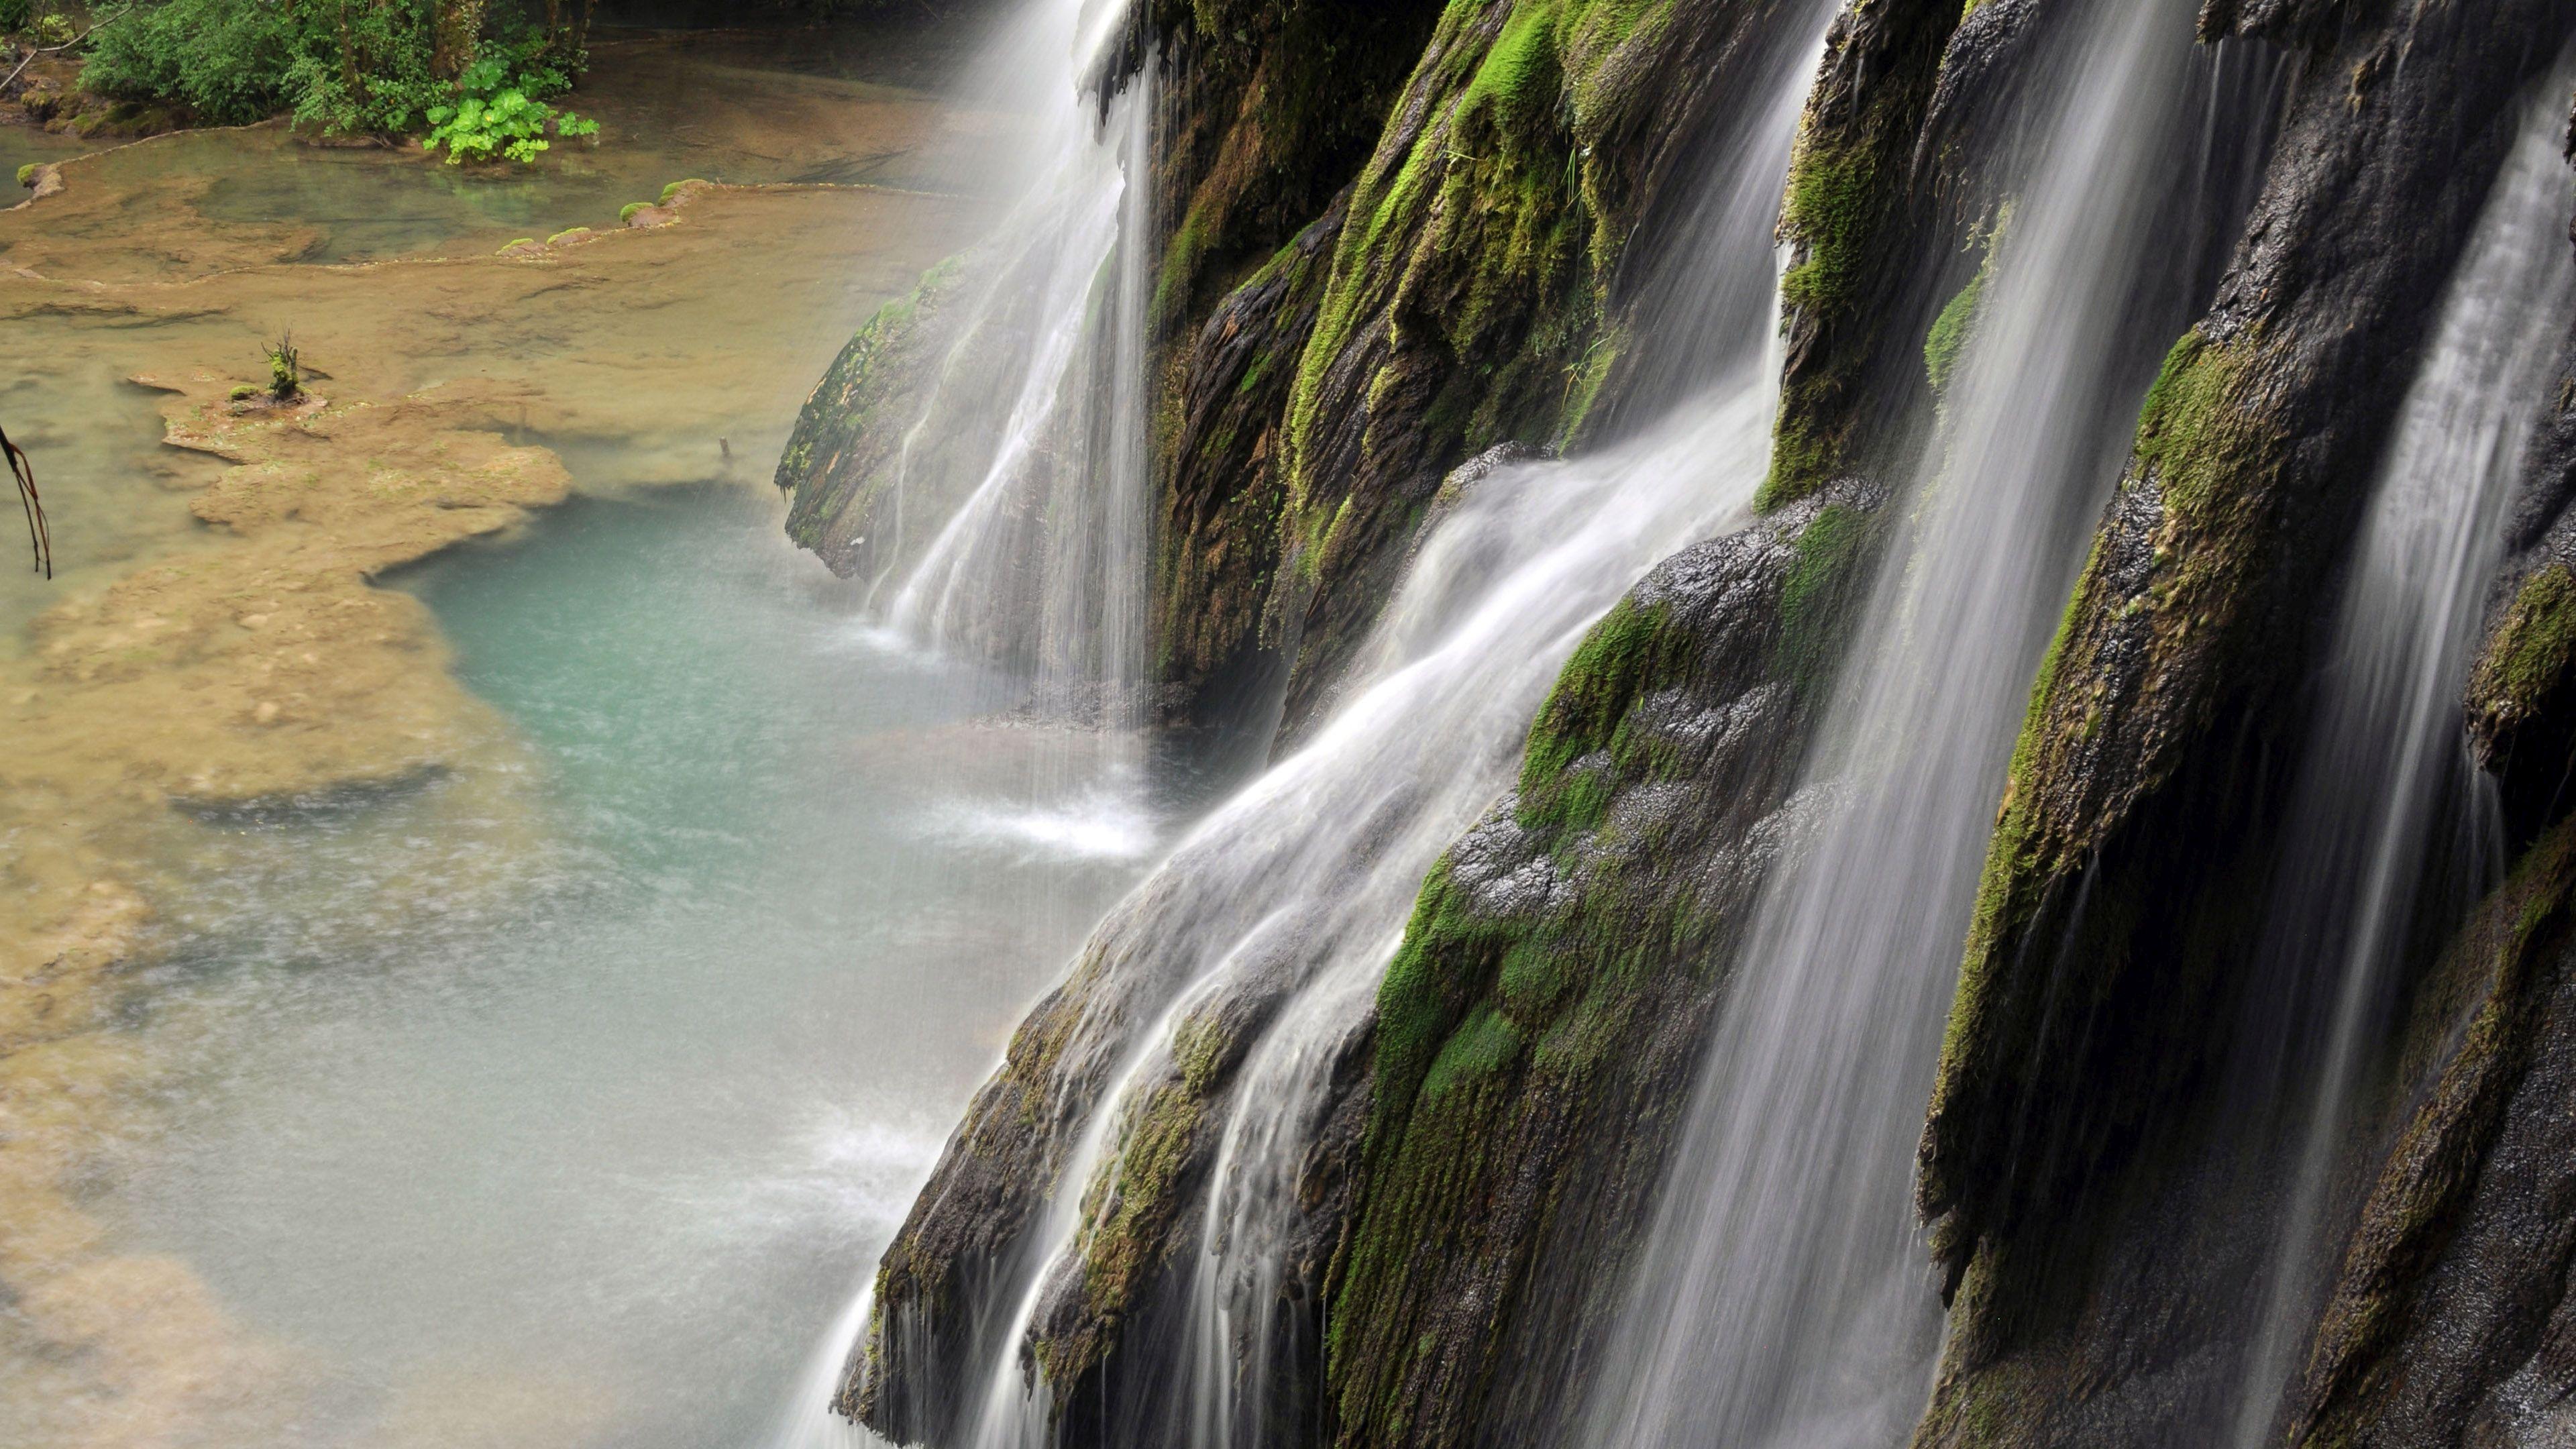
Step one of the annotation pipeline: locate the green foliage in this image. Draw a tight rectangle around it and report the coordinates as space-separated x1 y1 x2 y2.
84 0 589 144
263 332 301 402
83 0 306 124
423 54 595 164
0 0 31 34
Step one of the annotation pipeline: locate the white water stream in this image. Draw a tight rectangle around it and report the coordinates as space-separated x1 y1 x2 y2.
784 0 1841 1441
2221 60 2576 1447
1580 2 2268 1444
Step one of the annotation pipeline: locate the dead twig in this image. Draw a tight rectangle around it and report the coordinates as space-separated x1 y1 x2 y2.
3 423 50 580
3 6 131 96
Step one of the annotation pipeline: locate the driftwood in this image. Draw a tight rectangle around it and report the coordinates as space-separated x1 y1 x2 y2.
3 423 50 580
1 7 131 97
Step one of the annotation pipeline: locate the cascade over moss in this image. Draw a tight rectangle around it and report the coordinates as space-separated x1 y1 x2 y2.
1762 0 1967 509
1262 0 1798 733
1327 490 1882 1449
1913 4 2576 1444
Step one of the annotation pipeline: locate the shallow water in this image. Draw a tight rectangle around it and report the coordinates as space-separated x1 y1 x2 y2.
88 484 1195 1447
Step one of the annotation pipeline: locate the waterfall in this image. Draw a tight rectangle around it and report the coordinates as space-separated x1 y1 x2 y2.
788 0 1847 1442
2220 61 2576 1447
1577 3 2273 1445
874 0 1155 741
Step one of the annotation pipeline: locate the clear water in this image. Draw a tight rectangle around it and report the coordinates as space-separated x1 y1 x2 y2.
94 484 1199 1448
36 24 990 270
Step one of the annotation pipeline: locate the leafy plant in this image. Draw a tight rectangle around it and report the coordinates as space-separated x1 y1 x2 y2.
83 1 594 144
0 0 30 33
423 52 594 164
264 332 301 402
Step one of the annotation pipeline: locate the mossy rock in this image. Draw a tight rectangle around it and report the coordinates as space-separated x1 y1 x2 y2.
13 162 35 189
619 201 649 223
659 178 710 206
544 227 593 248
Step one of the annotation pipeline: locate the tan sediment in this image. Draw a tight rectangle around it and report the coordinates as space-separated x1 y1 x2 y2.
0 68 977 1446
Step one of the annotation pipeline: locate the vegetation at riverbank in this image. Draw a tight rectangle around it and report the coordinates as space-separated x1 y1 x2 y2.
67 0 594 146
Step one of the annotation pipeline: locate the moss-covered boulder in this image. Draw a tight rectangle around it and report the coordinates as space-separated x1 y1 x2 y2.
777 254 973 585
2469 329 2576 845
1764 0 1968 508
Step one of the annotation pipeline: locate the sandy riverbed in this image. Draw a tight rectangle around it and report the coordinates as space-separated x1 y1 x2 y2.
0 32 987 1444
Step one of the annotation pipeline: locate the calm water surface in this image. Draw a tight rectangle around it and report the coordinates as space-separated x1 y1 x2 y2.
97 485 1200 1446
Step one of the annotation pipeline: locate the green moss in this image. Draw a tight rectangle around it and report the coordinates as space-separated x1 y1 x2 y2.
1460 0 1563 138
1776 503 1871 690
1778 140 1874 318
659 178 706 205
545 226 592 247
2471 564 2576 731
619 200 649 223
1419 1002 1526 1098
1925 267 1987 396
14 162 35 189
1519 598 1670 788
497 237 537 254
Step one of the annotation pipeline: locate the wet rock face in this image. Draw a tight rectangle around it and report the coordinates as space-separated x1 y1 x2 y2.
1262 0 1801 737
1327 483 1882 1449
1149 197 1347 733
845 859 1237 1442
2292 821 2576 1449
2470 329 2576 845
777 254 973 584
1913 1 2576 1444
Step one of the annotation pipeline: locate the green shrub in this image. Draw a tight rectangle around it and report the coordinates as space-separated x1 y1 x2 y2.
82 0 306 125
264 332 301 401
0 0 30 32
423 53 595 164
83 1 590 142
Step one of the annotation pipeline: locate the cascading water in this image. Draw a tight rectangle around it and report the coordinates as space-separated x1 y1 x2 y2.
943 356 1782 1449
798 3 1845 1444
873 0 1155 741
1155 17 1841 1449
2218 62 2576 1448
1578 3 2274 1444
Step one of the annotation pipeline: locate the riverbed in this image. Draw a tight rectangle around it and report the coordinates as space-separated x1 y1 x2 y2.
0 22 1177 1447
